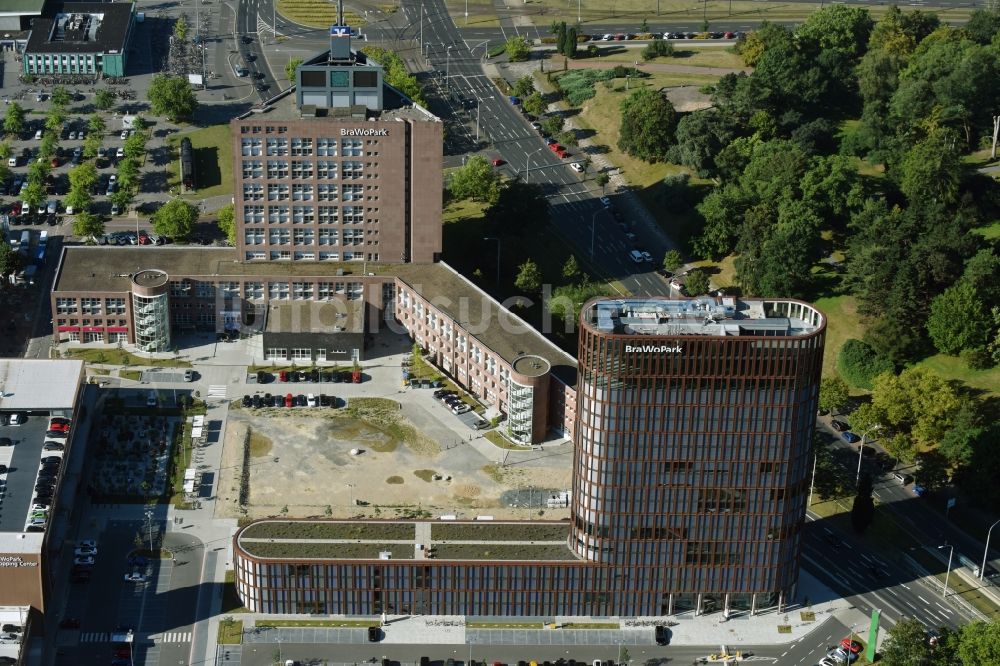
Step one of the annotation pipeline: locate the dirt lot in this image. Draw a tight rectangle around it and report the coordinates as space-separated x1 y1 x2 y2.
215 403 573 521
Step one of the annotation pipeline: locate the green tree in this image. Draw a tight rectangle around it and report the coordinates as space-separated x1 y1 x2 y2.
0 242 22 279
123 132 147 161
82 133 101 160
449 156 501 203
564 27 578 58
0 141 11 161
64 187 92 215
72 210 105 239
662 249 684 274
965 9 1000 44
881 618 932 666
850 473 875 534
285 57 303 82
94 89 115 111
685 269 710 296
173 16 188 41
561 254 581 281
914 450 950 491
959 619 1000 664
541 114 564 136
512 75 536 98
837 338 895 390
505 36 530 62
812 435 853 502
618 88 677 162
44 110 65 133
735 21 794 67
666 110 736 177
819 376 850 415
152 198 198 239
216 202 236 245
147 75 198 122
595 172 610 191
555 130 576 147
51 86 72 109
88 113 106 135
4 102 25 136
795 5 874 59
22 181 45 210
514 259 542 294
68 162 99 194
897 131 962 205
361 46 426 107
547 277 612 324
642 38 674 61
109 187 135 213
116 158 140 192
928 282 992 356
39 132 58 160
523 92 547 118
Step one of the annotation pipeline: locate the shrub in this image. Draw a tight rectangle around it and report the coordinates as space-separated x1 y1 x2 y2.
837 338 895 389
642 39 674 61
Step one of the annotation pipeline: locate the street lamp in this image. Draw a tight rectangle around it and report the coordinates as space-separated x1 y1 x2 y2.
144 509 153 550
524 146 545 183
483 237 500 285
347 483 355 507
981 519 1000 580
590 209 601 259
855 423 883 486
939 543 954 597
475 97 494 142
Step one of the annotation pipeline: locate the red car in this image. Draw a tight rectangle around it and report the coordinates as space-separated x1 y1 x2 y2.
48 422 70 433
279 370 288 382
555 149 569 158
138 233 151 245
491 158 504 167
284 393 293 407
840 638 863 654
115 645 131 658
548 143 562 153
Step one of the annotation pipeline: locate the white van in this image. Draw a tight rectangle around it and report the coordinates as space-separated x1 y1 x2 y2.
233 63 248 77
33 129 42 140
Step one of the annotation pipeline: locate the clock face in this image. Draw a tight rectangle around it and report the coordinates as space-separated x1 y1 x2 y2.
330 71 349 88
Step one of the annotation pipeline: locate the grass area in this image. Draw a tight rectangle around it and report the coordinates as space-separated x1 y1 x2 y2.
973 219 1000 240
432 522 569 541
257 619 377 628
248 431 273 458
908 547 1000 619
561 622 621 629
433 542 576 560
217 618 243 645
61 347 192 368
812 295 861 382
484 430 530 450
120 369 141 381
468 621 544 628
912 354 1000 398
386 475 404 484
593 46 746 69
168 415 195 507
89 368 110 376
442 0 500 26
275 0 366 29
414 469 438 482
239 541 414 559
345 397 440 455
166 124 233 199
222 571 250 613
242 521 415 541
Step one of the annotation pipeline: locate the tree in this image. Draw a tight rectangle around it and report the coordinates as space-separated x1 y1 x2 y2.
116 158 140 192
505 36 530 62
0 242 21 279
514 259 542 294
94 89 115 111
4 102 25 136
564 27 578 58
914 450 950 491
512 75 536 98
880 618 932 666
666 110 737 177
850 473 875 534
556 130 576 147
123 132 147 161
361 46 426 107
285 57 302 82
88 113 106 135
547 277 613 323
64 187 92 215
147 75 197 122
928 282 992 356
541 115 564 136
819 376 850 415
45 110 65 133
795 5 874 59
216 202 236 245
39 132 58 160
618 88 677 162
897 131 962 205
735 21 794 67
173 16 188 41
82 133 101 160
661 251 684 274
51 86 72 109
449 156 500 203
685 269 710 296
0 141 11 160
959 619 1000 665
595 173 610 192
72 210 105 239
812 435 854 502
837 338 895 390
152 198 198 239
22 181 45 210
110 186 135 212
523 92 547 118
964 9 1000 44
642 38 674 61
561 254 581 281
68 162 99 194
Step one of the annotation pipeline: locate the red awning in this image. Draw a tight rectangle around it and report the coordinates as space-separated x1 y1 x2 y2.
82 326 104 333
106 326 129 333
57 326 81 332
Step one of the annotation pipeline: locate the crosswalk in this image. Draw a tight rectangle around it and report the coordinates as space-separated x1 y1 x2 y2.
79 630 193 643
207 385 228 398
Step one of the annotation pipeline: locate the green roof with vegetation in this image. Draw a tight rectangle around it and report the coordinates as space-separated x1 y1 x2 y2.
239 541 414 559
432 522 569 542
432 543 578 561
242 521 415 541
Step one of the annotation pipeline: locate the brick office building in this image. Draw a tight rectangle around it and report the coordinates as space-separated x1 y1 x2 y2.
231 297 825 617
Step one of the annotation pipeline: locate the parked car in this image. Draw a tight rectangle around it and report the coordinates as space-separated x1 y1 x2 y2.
570 162 584 173
830 420 848 432
841 432 861 444
368 626 380 642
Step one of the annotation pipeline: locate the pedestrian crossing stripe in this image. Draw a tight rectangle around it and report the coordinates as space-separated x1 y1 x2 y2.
80 632 108 642
207 385 228 398
154 631 192 643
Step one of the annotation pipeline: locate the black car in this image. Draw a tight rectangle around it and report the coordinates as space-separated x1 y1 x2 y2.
331 372 343 383
309 370 319 382
272 394 284 407
252 394 263 409
35 484 55 494
288 371 299 383
340 371 353 382
654 625 670 645
368 626 380 642
831 420 849 432
256 83 270 92
297 371 309 382
32 498 51 507
257 370 271 384
242 395 252 408
253 72 266 80
41 456 61 464
242 35 253 44
45 430 67 439
295 394 307 407
0 465 6 474
245 53 256 62
0 437 12 447
319 394 331 407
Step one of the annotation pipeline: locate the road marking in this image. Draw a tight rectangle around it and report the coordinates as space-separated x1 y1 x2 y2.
80 632 109 642
207 385 228 398
935 602 953 614
918 595 930 605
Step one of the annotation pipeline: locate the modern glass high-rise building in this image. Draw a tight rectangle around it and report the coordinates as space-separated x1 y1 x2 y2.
571 296 825 615
230 296 825 618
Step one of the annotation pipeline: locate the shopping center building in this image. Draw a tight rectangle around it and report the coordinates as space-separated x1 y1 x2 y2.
232 297 825 616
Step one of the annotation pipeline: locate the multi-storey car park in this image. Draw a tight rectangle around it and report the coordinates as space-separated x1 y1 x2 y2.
232 297 825 617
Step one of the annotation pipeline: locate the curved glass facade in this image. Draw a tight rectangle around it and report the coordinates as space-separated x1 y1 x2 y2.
505 380 535 445
131 270 171 353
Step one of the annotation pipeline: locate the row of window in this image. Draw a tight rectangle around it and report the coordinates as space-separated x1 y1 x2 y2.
242 184 373 202
240 138 372 157
240 205 370 224
56 318 129 327
243 251 380 262
244 228 376 246
55 298 127 315
240 161 369 180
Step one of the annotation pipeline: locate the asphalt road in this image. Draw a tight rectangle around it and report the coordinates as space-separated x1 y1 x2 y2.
236 0 281 100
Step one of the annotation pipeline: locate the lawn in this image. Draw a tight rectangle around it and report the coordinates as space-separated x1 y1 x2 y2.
432 522 569 541
912 354 1000 399
593 46 746 70
239 541 414 558
275 0 366 29
257 619 377 627
222 570 250 613
484 430 530 450
217 618 243 645
974 219 1000 240
812 295 862 382
442 0 500 26
166 124 233 199
61 348 192 368
433 542 577 560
